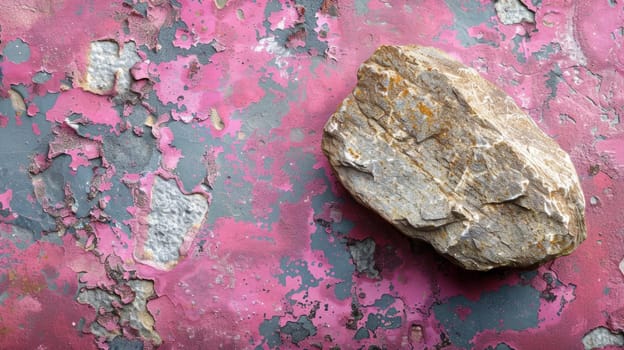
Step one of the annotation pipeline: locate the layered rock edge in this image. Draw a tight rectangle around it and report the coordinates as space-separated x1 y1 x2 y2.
322 45 586 271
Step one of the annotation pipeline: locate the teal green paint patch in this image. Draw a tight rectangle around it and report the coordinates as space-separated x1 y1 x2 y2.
123 0 148 17
258 316 282 348
532 43 561 61
365 312 402 331
310 214 354 300
240 76 297 135
263 0 283 26
0 93 56 234
140 20 216 64
545 64 563 98
32 92 59 114
387 307 400 316
277 257 322 303
280 315 317 344
168 121 212 192
203 140 255 225
355 0 371 15
279 148 318 203
519 270 538 282
512 34 527 63
62 281 71 295
310 177 355 300
75 317 86 332
32 71 52 84
41 267 60 292
201 77 301 226
39 155 98 219
99 173 134 238
444 0 497 47
354 327 370 339
373 294 396 309
3 39 31 64
433 284 540 349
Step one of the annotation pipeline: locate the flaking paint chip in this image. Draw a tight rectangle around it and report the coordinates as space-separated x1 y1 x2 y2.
210 108 225 130
7 89 26 117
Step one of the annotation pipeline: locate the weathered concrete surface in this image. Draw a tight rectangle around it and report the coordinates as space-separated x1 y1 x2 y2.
582 327 624 350
494 0 535 25
323 45 586 270
83 40 141 99
0 0 622 349
135 176 209 270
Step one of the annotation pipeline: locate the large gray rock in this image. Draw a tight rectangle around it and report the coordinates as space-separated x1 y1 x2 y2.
322 45 586 271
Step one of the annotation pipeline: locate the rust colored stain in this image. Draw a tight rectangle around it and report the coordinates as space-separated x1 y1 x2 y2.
417 102 434 118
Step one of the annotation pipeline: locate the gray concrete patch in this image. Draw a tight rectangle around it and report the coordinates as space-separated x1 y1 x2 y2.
582 327 624 350
141 177 209 269
85 41 141 96
348 238 379 279
77 279 161 346
495 0 535 25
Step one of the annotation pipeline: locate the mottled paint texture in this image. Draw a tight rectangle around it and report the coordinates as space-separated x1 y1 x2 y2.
0 0 622 349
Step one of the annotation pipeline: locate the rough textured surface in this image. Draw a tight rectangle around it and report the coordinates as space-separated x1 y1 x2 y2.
348 238 380 278
0 1 623 349
76 256 160 348
495 0 535 25
84 41 141 97
137 176 209 270
582 327 624 350
323 45 586 271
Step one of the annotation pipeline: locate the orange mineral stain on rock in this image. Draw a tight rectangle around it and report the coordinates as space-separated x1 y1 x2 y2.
418 102 433 117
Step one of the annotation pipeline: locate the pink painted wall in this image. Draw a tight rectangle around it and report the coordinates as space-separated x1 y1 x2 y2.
0 1 622 349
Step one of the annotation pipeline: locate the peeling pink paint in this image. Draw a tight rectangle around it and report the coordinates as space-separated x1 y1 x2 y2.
0 0 623 349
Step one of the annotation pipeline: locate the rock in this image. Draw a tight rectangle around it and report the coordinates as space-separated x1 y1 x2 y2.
322 45 586 271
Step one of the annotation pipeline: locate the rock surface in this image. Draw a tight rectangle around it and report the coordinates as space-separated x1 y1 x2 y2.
322 45 586 271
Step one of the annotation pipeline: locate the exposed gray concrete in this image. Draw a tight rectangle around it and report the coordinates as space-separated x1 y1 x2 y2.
85 41 140 96
583 327 624 350
348 238 379 279
495 0 535 25
142 177 209 269
77 279 161 346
